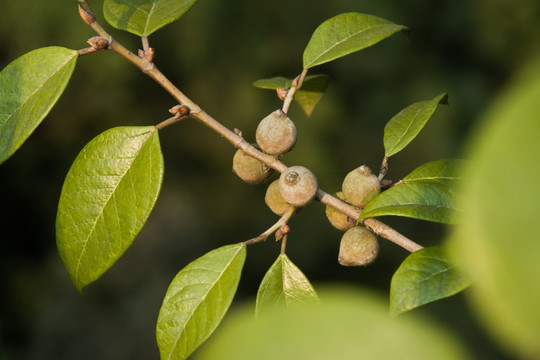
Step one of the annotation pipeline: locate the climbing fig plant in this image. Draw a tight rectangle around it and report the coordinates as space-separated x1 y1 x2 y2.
1 1 491 359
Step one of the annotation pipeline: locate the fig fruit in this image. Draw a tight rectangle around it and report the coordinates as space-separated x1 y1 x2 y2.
278 166 318 207
325 192 356 231
255 110 297 155
342 165 380 208
265 180 293 216
338 226 379 266
232 147 273 184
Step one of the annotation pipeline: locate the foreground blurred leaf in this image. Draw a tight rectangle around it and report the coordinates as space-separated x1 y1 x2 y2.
56 126 163 292
103 0 198 36
303 13 408 69
156 243 246 360
384 93 448 157
390 247 471 317
199 288 470 359
361 159 466 224
0 47 77 164
449 57 540 358
255 254 318 316
253 75 329 116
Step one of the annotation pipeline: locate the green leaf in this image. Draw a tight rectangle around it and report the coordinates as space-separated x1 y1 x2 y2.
56 126 163 292
448 56 540 358
294 75 329 116
389 247 471 317
255 254 319 316
303 13 408 69
103 0 199 36
252 75 329 116
252 76 290 90
156 243 246 360
384 93 449 157
0 47 77 164
199 287 470 360
361 159 466 224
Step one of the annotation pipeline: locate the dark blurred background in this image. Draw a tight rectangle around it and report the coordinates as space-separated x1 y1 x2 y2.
1 0 538 359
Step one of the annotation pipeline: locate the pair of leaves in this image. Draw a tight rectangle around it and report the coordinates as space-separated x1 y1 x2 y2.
253 75 329 116
103 0 198 37
389 247 471 317
155 246 318 359
0 47 78 164
361 158 466 224
56 126 164 292
253 13 407 115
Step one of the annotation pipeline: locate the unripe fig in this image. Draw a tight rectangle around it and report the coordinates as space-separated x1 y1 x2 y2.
265 180 293 216
232 147 273 184
279 166 318 207
338 226 379 266
255 110 297 155
342 165 380 208
325 192 356 231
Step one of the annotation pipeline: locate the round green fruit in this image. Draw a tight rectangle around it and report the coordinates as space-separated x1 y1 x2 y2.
338 226 379 266
342 165 380 208
232 147 273 184
255 110 297 155
265 180 293 216
325 192 356 231
278 166 318 207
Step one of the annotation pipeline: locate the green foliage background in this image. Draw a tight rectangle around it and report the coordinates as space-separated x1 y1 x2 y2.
0 0 538 358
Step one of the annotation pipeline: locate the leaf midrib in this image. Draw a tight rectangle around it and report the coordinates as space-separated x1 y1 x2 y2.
1 51 76 154
167 244 244 360
74 130 155 287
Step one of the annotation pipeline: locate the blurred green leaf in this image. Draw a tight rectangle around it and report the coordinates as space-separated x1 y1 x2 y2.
384 93 449 157
294 75 329 116
303 13 408 69
253 75 329 116
255 254 318 317
56 126 163 292
103 0 199 36
0 47 77 164
199 287 470 359
252 76 290 89
390 247 471 317
361 159 466 224
156 243 246 360
448 57 540 358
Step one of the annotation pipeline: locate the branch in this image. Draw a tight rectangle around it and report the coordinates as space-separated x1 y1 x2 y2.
77 2 423 253
282 68 308 115
244 207 296 246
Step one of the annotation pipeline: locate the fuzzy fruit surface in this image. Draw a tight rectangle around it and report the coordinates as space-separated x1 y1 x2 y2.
279 166 318 207
265 180 292 216
342 165 381 208
232 147 273 184
256 110 297 155
326 192 356 231
338 226 379 266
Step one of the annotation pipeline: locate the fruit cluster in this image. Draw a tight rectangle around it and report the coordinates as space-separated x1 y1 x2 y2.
232 109 381 266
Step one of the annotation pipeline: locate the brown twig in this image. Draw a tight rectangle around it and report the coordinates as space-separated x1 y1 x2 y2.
78 1 423 253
